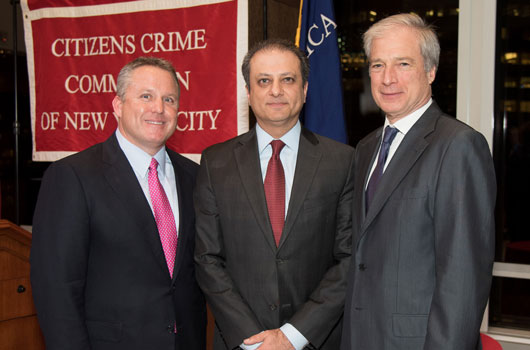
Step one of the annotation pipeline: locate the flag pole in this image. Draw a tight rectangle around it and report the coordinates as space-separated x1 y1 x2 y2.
263 0 267 39
295 0 304 46
11 0 20 225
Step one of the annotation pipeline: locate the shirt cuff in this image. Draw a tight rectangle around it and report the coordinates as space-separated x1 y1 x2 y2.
240 340 262 350
280 323 309 350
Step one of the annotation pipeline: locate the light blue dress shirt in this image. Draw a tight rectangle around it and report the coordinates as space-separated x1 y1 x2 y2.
115 129 180 232
240 121 308 350
256 121 300 215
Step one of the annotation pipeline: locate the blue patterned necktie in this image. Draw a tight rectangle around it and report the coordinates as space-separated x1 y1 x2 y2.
365 126 398 211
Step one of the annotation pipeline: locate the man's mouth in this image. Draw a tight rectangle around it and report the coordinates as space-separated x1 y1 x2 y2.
146 120 164 125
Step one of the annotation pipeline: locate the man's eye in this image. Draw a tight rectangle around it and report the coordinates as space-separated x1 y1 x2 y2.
283 77 294 83
258 78 270 85
370 63 383 69
400 62 410 67
164 97 176 104
141 94 151 100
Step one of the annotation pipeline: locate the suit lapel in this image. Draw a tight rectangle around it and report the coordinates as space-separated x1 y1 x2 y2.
234 129 278 252
168 151 189 282
356 129 383 223
361 104 440 233
102 135 170 276
280 128 321 249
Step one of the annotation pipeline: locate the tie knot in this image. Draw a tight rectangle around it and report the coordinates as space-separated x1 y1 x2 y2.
149 158 159 171
383 126 398 145
270 140 285 156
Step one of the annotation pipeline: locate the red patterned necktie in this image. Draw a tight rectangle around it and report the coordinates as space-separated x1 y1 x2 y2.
148 158 177 278
264 140 286 246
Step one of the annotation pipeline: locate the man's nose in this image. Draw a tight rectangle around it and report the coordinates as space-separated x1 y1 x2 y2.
269 80 283 96
383 66 397 85
152 97 164 113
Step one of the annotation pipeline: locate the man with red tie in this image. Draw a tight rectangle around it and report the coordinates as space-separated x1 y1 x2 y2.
31 57 206 350
194 39 354 350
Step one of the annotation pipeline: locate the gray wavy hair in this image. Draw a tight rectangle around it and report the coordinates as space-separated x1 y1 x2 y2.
363 13 440 73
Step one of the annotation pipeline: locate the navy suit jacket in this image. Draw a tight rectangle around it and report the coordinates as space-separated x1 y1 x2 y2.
31 134 206 350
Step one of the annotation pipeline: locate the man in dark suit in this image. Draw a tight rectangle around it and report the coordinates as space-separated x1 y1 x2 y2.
340 13 496 350
31 57 206 350
194 39 354 350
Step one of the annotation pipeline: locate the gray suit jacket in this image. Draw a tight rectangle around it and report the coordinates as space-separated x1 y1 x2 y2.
194 127 355 349
340 102 496 350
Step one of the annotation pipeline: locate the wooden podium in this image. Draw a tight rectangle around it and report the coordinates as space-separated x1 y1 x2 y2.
0 220 45 350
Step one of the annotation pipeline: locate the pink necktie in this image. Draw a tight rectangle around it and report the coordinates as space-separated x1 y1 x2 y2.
148 158 177 278
264 140 286 246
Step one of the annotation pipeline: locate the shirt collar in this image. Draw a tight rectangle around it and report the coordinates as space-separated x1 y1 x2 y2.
115 128 167 178
385 98 432 135
256 120 301 155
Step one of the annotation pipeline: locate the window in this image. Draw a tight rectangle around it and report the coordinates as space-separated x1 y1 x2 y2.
333 0 459 146
491 0 530 333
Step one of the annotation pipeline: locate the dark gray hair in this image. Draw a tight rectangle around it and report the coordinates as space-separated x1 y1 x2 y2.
116 56 180 100
363 13 440 73
241 38 310 89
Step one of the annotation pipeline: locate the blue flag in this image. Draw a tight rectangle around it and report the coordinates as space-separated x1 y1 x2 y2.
296 0 347 143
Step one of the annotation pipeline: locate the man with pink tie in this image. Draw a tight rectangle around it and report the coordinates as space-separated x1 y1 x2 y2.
31 57 206 350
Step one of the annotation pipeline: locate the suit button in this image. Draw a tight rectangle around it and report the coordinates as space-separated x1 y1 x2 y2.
167 325 173 333
171 285 176 291
269 304 277 311
358 263 367 271
276 259 285 264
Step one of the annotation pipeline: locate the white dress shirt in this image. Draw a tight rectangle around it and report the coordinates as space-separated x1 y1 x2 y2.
366 99 433 189
115 129 180 232
240 121 308 350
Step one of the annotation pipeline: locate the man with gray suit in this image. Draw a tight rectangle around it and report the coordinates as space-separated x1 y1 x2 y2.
340 14 496 350
195 39 354 350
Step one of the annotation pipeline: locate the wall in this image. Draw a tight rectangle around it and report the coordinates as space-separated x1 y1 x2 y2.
0 2 25 53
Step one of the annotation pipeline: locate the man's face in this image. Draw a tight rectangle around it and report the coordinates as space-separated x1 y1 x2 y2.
369 26 436 123
113 65 179 155
247 48 308 137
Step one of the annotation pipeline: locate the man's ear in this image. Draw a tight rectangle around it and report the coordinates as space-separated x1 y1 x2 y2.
112 95 123 119
245 85 251 106
427 66 436 85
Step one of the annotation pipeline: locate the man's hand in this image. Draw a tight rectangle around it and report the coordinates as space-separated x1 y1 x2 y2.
243 329 295 350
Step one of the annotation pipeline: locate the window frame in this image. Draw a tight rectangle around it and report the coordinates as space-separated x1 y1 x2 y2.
458 0 530 344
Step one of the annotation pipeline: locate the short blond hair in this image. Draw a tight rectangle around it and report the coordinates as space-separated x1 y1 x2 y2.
116 57 180 100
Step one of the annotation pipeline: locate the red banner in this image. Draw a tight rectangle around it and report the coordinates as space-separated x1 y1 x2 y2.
22 0 248 162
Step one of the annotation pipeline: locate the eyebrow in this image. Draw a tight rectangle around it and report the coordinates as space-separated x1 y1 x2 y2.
138 88 178 98
394 56 415 61
255 72 296 77
369 56 415 64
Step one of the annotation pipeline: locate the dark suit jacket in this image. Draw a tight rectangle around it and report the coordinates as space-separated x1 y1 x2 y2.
194 127 355 350
31 134 206 350
341 102 496 350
